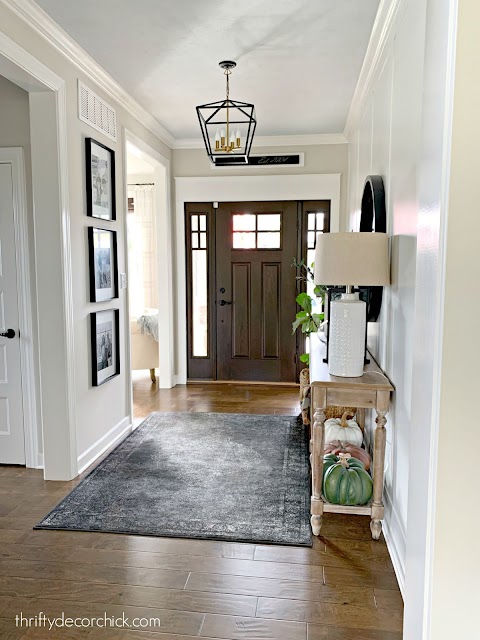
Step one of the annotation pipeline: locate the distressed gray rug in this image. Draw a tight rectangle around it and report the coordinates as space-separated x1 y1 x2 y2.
36 412 312 546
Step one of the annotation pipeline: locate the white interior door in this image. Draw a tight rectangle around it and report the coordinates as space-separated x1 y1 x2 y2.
0 162 25 464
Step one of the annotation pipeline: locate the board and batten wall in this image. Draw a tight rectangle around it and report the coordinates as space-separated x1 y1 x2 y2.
346 0 428 593
0 1 172 476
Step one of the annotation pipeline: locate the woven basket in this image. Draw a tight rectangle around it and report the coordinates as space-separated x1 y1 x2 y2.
299 368 310 401
324 406 357 420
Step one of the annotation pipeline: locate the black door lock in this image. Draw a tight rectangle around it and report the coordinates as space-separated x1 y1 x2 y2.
0 329 16 339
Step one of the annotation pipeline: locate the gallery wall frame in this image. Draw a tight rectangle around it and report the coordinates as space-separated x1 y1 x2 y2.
87 227 118 302
90 309 120 386
86 137 116 220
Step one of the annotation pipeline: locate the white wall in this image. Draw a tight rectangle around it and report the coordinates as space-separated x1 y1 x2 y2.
346 0 428 591
428 0 480 636
0 2 172 474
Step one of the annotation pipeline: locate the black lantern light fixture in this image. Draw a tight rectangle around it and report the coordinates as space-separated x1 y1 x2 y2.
196 61 256 166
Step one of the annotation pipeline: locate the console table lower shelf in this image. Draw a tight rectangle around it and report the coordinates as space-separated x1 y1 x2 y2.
308 341 394 540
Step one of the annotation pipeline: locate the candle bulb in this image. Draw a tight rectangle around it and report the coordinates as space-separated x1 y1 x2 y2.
220 128 226 149
236 128 241 148
215 130 220 150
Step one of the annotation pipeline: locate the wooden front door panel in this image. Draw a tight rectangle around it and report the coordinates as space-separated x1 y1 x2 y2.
215 202 297 382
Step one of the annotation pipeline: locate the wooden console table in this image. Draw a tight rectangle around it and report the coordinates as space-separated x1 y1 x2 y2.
309 336 394 540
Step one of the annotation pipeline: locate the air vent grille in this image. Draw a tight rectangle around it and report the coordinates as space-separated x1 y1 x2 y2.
78 80 117 141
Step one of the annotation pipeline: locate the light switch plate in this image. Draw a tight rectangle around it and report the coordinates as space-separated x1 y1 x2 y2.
120 273 127 289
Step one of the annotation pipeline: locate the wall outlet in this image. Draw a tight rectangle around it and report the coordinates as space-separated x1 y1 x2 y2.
120 273 127 289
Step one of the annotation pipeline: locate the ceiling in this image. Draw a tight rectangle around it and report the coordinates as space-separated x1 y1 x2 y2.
35 0 379 141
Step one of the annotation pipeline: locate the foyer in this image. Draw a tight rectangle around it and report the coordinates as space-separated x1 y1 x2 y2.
0 1 479 639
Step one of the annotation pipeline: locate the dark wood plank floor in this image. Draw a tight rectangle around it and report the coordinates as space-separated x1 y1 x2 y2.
0 376 403 639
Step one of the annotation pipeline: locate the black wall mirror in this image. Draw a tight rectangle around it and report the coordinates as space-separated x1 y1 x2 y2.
359 176 387 321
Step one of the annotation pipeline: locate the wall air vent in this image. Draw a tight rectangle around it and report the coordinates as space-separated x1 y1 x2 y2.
78 80 117 142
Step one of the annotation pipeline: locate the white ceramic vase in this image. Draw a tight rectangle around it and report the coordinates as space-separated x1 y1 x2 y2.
328 292 366 377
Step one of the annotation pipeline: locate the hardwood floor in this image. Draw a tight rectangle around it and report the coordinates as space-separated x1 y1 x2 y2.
132 372 302 421
0 377 403 639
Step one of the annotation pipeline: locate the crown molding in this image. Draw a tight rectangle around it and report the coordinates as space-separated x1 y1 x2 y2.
173 133 348 149
343 0 402 138
0 0 175 148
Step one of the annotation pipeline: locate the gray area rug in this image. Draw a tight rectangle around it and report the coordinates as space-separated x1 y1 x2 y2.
36 412 312 546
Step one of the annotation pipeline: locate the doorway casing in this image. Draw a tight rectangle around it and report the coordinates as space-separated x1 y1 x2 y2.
0 147 38 466
124 130 175 395
0 31 77 479
175 174 341 385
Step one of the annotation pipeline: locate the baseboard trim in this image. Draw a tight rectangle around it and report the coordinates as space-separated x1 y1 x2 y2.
383 492 406 598
77 417 132 475
35 452 44 469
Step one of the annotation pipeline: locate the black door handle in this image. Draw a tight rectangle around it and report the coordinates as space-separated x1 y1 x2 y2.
219 300 232 306
0 329 16 339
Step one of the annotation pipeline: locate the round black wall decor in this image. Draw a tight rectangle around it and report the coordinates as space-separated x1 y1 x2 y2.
359 175 387 321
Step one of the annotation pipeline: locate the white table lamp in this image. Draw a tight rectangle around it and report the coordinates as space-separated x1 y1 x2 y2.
314 232 390 377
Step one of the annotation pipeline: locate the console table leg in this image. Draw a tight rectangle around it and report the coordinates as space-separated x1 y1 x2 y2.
370 519 382 540
371 392 388 540
310 391 326 536
311 513 323 536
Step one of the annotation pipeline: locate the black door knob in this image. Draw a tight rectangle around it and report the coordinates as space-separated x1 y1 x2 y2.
0 329 16 339
219 300 232 306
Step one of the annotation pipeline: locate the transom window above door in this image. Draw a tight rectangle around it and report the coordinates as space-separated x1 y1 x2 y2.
232 213 281 249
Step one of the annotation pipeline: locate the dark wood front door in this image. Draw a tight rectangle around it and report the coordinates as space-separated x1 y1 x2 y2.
215 202 298 382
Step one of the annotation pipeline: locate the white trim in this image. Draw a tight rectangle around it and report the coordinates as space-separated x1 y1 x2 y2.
344 0 402 137
56 81 78 478
383 489 407 597
0 29 77 480
77 416 132 475
174 174 341 384
0 148 40 468
422 2 458 635
0 0 175 148
0 25 64 91
124 130 175 390
174 133 348 149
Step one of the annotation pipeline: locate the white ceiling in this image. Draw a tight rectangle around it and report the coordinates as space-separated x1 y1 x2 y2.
35 0 379 140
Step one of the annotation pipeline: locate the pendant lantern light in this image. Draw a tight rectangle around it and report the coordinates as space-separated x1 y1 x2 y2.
196 61 256 166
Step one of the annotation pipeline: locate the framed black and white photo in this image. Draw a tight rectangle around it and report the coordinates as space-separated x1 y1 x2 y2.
90 309 120 386
86 138 116 220
88 227 118 302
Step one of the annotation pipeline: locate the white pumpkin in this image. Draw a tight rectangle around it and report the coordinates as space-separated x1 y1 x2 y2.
324 411 363 447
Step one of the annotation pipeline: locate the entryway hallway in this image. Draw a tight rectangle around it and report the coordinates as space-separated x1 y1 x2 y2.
0 382 402 638
132 373 301 420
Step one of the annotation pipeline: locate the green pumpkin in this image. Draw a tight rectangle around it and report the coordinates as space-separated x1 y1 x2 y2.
323 453 373 506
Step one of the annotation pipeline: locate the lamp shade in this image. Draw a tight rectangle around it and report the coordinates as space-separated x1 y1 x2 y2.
314 232 390 286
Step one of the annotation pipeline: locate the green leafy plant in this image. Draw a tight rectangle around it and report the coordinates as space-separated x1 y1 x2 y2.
292 258 326 299
291 258 326 366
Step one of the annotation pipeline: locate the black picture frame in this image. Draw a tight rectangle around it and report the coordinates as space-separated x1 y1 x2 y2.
88 227 118 302
90 309 120 386
86 137 116 220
